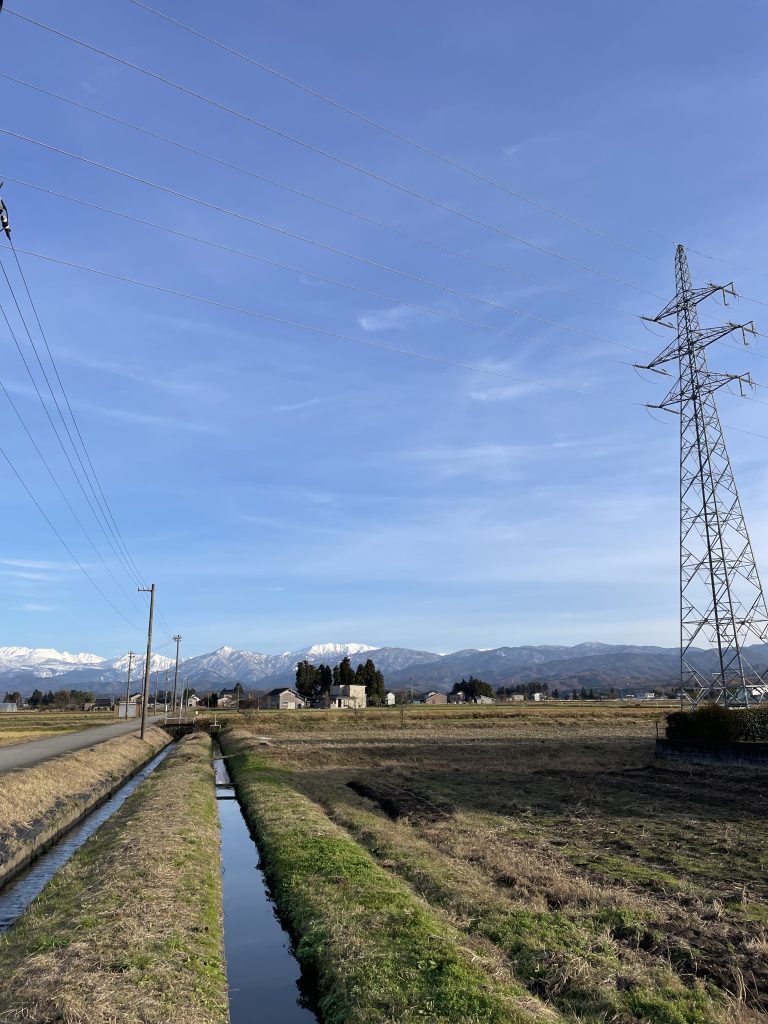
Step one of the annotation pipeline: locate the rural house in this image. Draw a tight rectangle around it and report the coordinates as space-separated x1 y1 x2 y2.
262 687 307 710
382 691 396 706
329 682 367 709
421 691 447 705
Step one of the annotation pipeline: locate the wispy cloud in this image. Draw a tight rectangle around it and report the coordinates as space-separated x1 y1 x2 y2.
74 400 221 435
468 382 542 402
358 305 421 332
272 397 328 413
16 603 58 612
0 570 58 581
0 558 74 571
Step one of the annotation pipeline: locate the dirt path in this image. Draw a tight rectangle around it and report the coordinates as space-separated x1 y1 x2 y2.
0 717 165 773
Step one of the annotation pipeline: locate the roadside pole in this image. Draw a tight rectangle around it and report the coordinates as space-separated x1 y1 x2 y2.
124 651 134 720
171 635 182 718
138 584 155 740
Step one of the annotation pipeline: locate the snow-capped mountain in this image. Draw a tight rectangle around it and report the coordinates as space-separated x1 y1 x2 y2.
107 652 176 675
0 646 105 677
298 643 376 660
0 642 436 694
6 640 747 697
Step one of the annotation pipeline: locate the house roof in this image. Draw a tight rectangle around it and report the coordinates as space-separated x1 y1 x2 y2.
264 687 302 698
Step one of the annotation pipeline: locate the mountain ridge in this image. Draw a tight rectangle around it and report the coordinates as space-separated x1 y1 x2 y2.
3 641 765 696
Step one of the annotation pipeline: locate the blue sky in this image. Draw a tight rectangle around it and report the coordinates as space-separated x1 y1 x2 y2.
0 0 767 658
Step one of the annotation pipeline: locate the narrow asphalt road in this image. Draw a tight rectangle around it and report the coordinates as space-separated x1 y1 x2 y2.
0 716 165 773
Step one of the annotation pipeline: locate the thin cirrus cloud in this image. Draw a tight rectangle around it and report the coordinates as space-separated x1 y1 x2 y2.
358 305 424 333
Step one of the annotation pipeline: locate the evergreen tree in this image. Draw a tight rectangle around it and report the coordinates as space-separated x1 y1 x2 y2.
29 688 44 707
318 664 333 699
295 660 319 702
338 656 355 688
552 689 560 700
358 659 385 705
452 676 493 701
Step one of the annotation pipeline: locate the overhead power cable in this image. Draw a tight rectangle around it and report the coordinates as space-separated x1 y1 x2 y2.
0 299 150 615
0 445 143 632
0 251 145 587
3 176 645 362
0 72 647 322
8 237 146 587
0 241 642 408
0 130 636 351
3 8 667 298
1 75 754 354
124 0 668 269
5 241 767 442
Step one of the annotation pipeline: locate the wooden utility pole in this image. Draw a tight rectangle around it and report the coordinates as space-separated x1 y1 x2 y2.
124 651 134 720
138 584 155 740
171 634 182 718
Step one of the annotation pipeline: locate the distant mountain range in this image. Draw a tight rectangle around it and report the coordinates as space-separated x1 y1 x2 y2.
3 641 767 696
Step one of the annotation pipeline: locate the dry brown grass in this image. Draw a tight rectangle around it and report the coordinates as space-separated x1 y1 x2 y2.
0 733 227 1024
0 711 115 746
232 705 768 1022
0 726 169 867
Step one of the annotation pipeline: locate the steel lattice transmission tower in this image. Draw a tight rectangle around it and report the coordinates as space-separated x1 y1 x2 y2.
637 244 768 708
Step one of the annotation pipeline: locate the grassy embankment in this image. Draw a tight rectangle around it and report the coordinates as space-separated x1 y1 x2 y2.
0 725 169 884
224 705 767 1023
0 710 117 747
0 732 227 1024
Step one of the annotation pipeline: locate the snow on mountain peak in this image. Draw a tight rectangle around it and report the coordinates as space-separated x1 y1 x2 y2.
0 646 105 669
300 642 376 659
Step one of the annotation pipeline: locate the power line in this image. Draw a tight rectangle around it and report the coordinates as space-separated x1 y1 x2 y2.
0 130 638 352
0 444 143 632
124 0 668 270
1 78 757 359
0 72 649 322
2 175 644 363
8 237 146 587
0 298 149 615
0 240 643 409
3 8 667 298
0 248 143 587
8 240 768 446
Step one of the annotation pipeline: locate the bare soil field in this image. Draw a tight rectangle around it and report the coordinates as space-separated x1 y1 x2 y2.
232 704 768 1022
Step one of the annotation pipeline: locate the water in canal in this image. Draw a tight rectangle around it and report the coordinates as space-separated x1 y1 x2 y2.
0 744 173 931
214 751 317 1023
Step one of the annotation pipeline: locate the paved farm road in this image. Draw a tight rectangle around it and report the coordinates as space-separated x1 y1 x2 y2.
0 716 165 773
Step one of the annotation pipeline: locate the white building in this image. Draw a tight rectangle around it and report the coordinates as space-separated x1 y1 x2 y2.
329 683 367 709
382 691 396 706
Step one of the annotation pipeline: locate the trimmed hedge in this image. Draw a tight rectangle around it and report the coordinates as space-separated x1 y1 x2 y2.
666 702 768 742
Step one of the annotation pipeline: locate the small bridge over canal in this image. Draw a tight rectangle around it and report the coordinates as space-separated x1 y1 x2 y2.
161 716 223 740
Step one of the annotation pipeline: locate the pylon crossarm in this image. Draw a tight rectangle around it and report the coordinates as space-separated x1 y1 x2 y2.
646 282 730 327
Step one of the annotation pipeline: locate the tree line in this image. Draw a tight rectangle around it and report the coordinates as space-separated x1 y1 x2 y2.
11 688 97 707
295 656 386 705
